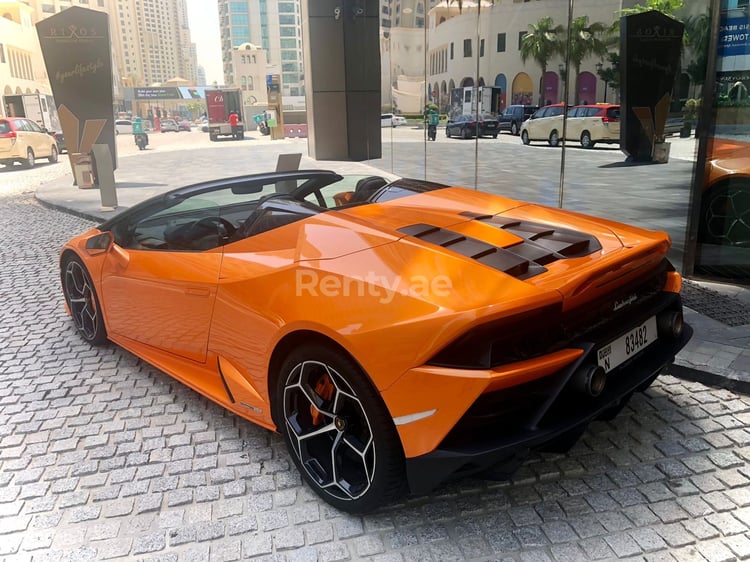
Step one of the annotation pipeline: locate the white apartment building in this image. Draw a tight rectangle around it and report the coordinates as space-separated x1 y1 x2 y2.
231 42 269 107
0 0 54 118
217 0 304 97
19 0 197 88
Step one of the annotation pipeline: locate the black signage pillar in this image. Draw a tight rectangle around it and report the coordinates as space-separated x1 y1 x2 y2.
620 11 684 162
36 7 116 169
302 0 381 161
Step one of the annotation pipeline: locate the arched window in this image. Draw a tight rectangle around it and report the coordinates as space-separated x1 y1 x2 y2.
241 76 247 90
252 55 256 64
248 76 254 90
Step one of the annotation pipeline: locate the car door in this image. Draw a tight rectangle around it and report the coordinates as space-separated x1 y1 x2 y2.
25 118 50 157
100 192 230 363
526 108 547 140
565 107 584 140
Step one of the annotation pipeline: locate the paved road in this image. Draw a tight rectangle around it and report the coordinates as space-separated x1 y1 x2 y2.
5 137 750 561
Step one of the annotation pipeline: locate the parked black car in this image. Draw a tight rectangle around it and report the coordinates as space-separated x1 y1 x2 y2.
497 105 538 136
445 114 500 139
53 131 66 154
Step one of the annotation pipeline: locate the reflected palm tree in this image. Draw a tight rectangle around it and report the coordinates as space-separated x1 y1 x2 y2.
520 17 564 106
566 16 609 105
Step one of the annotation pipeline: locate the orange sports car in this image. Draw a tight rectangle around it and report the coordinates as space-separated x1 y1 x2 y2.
700 136 750 248
60 170 692 512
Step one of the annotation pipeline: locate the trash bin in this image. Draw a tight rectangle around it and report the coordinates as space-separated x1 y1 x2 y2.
71 152 95 189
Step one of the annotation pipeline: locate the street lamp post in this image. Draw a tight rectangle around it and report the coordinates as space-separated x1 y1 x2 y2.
558 63 566 103
596 62 608 103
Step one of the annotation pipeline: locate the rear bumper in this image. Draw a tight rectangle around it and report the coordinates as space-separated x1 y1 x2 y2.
404 312 692 495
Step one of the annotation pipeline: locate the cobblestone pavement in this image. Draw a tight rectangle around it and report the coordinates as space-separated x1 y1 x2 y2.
5 167 750 561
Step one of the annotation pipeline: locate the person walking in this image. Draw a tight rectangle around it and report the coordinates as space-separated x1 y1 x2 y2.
229 111 241 140
426 106 439 141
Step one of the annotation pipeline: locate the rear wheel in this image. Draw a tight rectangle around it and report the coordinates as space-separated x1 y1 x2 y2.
510 122 519 136
23 148 35 168
61 254 107 345
276 344 405 513
580 131 595 149
48 145 59 163
699 181 750 247
548 130 560 147
521 130 530 145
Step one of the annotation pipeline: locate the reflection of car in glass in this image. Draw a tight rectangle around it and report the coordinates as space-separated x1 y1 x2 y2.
699 137 750 250
446 114 500 139
115 119 133 135
0 117 59 168
498 105 538 136
565 104 620 148
160 119 179 133
177 120 192 132
520 103 567 146
381 113 407 127
60 170 691 512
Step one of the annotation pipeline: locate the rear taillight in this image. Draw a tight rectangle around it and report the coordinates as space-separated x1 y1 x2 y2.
0 131 16 139
602 116 618 123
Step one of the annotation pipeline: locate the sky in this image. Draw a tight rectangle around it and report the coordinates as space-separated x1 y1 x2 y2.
185 0 224 86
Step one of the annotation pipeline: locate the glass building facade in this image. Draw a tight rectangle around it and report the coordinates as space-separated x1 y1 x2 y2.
354 0 747 284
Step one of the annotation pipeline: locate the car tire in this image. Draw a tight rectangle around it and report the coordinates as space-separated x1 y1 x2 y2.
446 128 451 138
580 131 595 149
510 122 519 136
492 134 498 139
521 130 530 145
699 181 750 247
276 344 405 513
61 254 108 345
48 145 59 163
23 148 35 169
548 130 560 147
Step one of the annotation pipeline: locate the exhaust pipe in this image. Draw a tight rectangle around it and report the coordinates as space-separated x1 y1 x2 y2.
657 310 684 340
571 364 606 397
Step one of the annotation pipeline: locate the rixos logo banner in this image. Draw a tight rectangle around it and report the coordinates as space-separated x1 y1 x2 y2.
41 24 106 43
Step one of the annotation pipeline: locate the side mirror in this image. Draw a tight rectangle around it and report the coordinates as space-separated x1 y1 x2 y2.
84 231 114 256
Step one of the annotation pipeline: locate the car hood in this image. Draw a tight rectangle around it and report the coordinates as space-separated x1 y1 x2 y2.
283 187 671 311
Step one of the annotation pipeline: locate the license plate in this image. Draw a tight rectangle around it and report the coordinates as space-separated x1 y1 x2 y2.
597 316 657 373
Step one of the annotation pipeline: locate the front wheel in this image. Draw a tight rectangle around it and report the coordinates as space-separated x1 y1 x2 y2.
548 130 560 147
580 131 595 149
61 254 108 345
510 122 519 136
446 128 451 138
521 130 530 145
276 345 405 513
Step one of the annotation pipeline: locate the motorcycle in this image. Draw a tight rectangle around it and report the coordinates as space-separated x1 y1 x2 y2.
134 132 149 150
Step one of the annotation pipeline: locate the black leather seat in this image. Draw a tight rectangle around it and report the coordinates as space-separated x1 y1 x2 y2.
349 176 387 204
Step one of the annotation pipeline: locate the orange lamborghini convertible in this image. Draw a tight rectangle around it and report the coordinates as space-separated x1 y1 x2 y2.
61 170 692 512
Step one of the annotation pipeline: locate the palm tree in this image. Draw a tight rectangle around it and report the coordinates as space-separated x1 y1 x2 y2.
619 0 684 18
565 16 609 104
520 17 564 106
684 10 711 96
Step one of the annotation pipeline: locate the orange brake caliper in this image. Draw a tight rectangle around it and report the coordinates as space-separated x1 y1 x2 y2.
310 374 335 426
